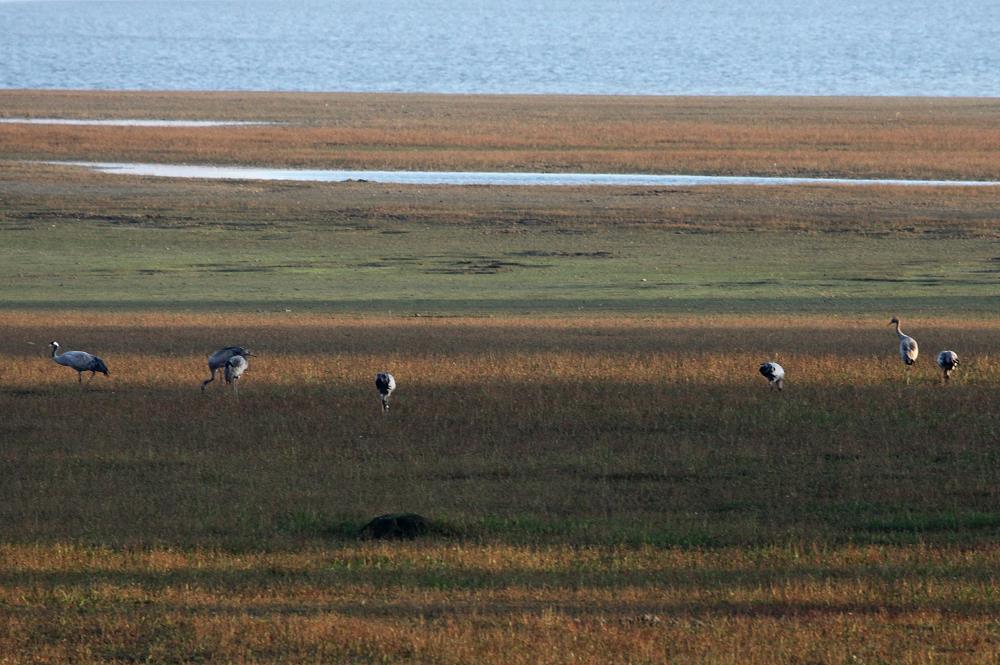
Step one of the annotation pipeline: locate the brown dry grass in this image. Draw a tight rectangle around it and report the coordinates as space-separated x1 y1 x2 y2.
2 92 1000 179
3 311 999 544
2 543 999 663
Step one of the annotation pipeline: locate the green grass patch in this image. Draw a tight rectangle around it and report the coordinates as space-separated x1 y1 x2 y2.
3 218 999 314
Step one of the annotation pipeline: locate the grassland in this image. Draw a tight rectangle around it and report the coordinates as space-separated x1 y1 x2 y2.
3 313 1000 663
2 161 999 315
1 93 999 663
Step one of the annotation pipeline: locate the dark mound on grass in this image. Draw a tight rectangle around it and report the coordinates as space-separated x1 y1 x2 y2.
359 513 435 540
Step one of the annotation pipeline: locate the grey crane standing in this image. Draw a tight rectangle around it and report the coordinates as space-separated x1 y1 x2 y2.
375 371 396 412
201 346 253 390
889 317 919 385
50 341 109 386
758 361 785 390
936 350 959 383
890 317 919 365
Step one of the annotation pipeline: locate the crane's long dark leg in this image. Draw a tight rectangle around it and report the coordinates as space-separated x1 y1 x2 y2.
201 368 216 392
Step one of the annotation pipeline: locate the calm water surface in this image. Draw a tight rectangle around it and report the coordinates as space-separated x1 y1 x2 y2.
2 0 999 95
0 118 274 126
52 162 1000 188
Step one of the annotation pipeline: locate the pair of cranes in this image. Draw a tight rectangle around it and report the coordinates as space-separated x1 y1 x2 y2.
49 341 398 411
50 342 253 394
199 348 397 410
891 317 960 382
757 316 961 391
199 346 397 409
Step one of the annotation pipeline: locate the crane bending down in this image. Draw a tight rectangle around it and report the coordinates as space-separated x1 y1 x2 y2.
50 341 109 386
375 372 396 411
759 362 785 390
224 354 249 397
936 350 959 383
890 317 919 366
202 346 253 390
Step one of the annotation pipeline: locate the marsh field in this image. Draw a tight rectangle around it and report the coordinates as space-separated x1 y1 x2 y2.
1 92 1000 663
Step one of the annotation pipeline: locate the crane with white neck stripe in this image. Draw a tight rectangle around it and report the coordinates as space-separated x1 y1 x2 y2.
50 341 109 387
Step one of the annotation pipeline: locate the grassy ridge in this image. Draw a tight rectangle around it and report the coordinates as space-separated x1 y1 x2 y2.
3 92 1000 179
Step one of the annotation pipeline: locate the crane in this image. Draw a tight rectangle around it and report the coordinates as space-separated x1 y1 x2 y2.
202 346 253 390
375 372 396 411
50 341 109 386
890 317 919 366
936 350 959 383
758 361 785 390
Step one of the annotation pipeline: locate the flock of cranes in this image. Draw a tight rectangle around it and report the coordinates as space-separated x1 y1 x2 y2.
758 316 959 389
755 316 959 390
48 316 961 405
49 339 397 409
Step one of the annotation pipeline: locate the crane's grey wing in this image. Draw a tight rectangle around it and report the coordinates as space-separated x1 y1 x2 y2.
208 346 247 369
57 350 95 370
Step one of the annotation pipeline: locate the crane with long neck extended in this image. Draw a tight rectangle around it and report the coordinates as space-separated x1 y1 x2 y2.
890 317 919 369
50 341 109 386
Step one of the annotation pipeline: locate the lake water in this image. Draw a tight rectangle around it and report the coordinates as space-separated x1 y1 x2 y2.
52 162 1000 188
0 118 274 126
2 0 999 96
